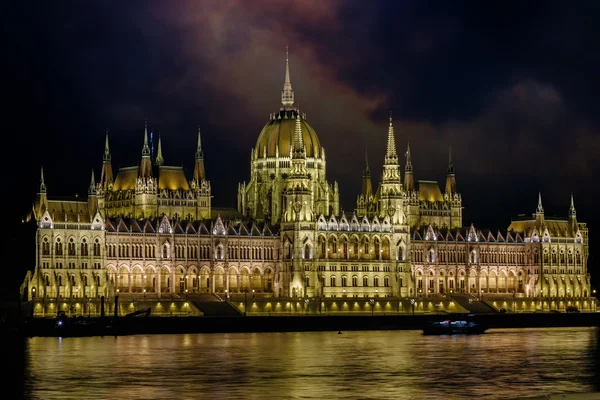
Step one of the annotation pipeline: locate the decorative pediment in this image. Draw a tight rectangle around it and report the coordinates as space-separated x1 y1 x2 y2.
158 216 172 234
446 231 455 242
90 212 103 231
198 222 210 235
487 232 496 242
455 231 465 242
238 222 249 235
531 229 540 243
328 215 338 231
371 216 381 232
227 223 238 235
437 232 445 241
317 214 328 230
413 230 422 240
425 225 436 241
381 217 391 232
39 210 54 229
263 224 273 236
251 223 261 236
515 232 524 243
467 224 477 242
143 220 155 233
575 229 583 244
339 214 349 231
213 216 226 236
130 219 142 233
360 216 370 232
542 227 551 243
350 213 360 231
117 218 129 232
478 232 486 242
506 231 514 242
185 222 196 234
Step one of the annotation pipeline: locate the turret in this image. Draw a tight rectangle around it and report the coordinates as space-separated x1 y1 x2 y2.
193 127 206 183
155 135 164 166
535 192 545 227
404 142 414 192
378 113 403 222
35 166 48 218
569 193 577 233
100 131 113 190
139 121 152 178
362 149 373 199
88 169 98 216
281 46 295 109
445 146 456 197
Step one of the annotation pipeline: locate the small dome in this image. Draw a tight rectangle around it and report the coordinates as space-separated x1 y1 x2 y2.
255 109 320 158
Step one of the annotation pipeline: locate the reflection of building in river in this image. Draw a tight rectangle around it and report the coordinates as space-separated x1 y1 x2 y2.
20 52 591 305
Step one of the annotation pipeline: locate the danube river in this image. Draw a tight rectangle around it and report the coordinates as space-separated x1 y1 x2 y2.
9 327 599 399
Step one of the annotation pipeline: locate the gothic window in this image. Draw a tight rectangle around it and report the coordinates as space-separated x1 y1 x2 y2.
363 276 369 287
428 249 435 263
304 244 311 259
55 238 63 256
374 277 379 287
68 238 76 256
342 240 348 257
342 276 347 287
560 252 565 264
319 237 326 257
81 239 88 256
568 252 573 264
305 277 310 287
552 252 557 264
353 240 359 256
543 253 549 264
215 245 223 260
58 275 63 286
330 276 336 287
163 244 170 258
363 241 369 255
374 238 380 259
42 238 50 256
470 250 477 264
576 252 581 264
352 276 358 287
384 276 389 287
332 238 337 254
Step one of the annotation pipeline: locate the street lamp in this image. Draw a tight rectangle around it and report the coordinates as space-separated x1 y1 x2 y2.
369 298 375 316
225 289 229 301
450 289 453 300
481 289 484 301
410 298 415 316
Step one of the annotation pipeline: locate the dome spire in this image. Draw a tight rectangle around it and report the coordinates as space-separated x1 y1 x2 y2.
385 111 398 161
281 46 295 109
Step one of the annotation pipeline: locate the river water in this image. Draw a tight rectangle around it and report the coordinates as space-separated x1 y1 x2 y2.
9 327 599 399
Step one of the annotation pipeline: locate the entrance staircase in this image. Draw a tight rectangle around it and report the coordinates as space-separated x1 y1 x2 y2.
451 294 499 314
190 293 242 316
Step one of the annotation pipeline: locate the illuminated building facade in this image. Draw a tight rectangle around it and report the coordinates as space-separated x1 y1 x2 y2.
21 54 591 306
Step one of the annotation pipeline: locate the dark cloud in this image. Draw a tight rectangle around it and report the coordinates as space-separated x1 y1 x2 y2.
5 0 599 245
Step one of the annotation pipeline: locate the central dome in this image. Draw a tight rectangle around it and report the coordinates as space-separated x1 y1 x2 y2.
255 109 321 158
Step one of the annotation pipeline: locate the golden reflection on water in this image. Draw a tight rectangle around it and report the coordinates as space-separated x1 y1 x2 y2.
21 327 599 400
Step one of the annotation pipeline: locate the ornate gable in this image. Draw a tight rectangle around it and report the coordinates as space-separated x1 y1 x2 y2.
198 222 210 235
251 223 261 236
339 214 349 231
425 225 436 241
213 216 226 236
226 223 238 235
317 214 328 230
360 215 370 232
143 220 155 233
130 219 142 233
238 222 249 235
91 212 103 231
158 216 172 234
39 210 54 229
185 222 196 234
350 213 360 231
328 215 338 231
117 218 129 232
371 216 381 232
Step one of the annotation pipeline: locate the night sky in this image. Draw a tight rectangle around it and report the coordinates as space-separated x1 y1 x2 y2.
4 1 599 294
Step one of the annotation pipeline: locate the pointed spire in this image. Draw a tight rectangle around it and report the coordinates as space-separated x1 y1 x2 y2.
88 169 96 195
281 46 295 109
142 120 150 157
292 111 305 157
364 148 370 175
385 111 398 160
405 142 413 171
155 135 164 166
39 166 46 193
195 126 203 160
447 146 454 174
103 130 111 161
569 193 576 217
537 192 544 214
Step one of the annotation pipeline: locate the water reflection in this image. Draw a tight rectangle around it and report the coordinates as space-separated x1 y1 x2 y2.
21 327 598 400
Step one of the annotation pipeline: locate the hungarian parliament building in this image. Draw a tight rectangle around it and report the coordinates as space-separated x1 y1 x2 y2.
22 55 591 304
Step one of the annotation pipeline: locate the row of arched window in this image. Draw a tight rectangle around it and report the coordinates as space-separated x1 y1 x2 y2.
305 275 391 288
41 237 101 257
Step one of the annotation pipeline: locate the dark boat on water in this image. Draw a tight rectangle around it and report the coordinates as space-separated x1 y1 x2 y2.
422 315 487 335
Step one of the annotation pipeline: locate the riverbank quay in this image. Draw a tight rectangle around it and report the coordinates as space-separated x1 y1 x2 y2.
6 311 598 338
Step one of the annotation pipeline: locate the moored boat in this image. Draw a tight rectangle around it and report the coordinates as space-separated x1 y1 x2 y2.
422 317 487 335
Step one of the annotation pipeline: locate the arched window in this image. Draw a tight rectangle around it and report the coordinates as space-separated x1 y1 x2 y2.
384 276 390 287
363 276 369 287
305 277 310 287
341 276 347 287
81 239 88 256
332 237 337 254
330 276 336 287
163 244 170 258
68 238 76 256
42 238 50 256
352 276 358 287
304 244 311 259
374 238 380 259
374 276 379 287
215 245 222 260
45 275 51 286
55 239 63 256
397 246 404 261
